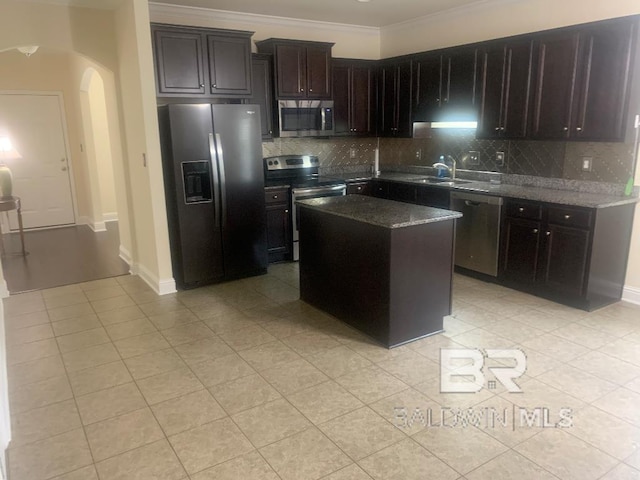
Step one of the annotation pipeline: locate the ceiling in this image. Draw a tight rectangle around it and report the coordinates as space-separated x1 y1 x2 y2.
26 0 491 27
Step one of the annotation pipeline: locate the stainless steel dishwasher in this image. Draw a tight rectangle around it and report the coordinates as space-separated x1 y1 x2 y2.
450 191 503 277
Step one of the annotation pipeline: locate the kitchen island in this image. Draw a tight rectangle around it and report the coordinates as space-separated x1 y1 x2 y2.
298 195 462 347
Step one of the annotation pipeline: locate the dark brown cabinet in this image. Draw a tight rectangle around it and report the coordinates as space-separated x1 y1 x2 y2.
532 17 635 140
378 60 412 137
256 39 333 99
413 48 479 122
246 54 275 140
333 59 376 136
346 181 371 195
500 199 635 310
265 188 291 263
477 40 534 139
151 24 253 98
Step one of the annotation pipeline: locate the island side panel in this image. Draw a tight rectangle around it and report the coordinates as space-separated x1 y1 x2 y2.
299 207 393 346
388 220 453 346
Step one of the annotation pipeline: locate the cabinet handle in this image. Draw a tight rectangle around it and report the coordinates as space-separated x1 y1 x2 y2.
563 126 569 131
212 84 217 88
533 229 538 234
273 195 278 199
285 209 289 213
443 98 449 103
500 127 505 131
546 231 551 236
300 88 305 92
436 98 440 103
309 88 313 92
269 130 273 134
357 186 362 191
199 83 204 88
564 214 571 219
518 207 524 212
495 127 500 131
576 127 582 132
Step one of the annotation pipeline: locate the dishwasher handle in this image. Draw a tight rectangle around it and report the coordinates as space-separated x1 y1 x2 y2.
464 200 483 207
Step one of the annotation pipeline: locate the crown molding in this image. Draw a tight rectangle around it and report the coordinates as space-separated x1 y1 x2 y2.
149 2 380 37
382 0 525 32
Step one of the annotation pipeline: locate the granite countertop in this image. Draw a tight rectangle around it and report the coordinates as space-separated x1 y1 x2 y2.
334 172 638 209
297 195 462 229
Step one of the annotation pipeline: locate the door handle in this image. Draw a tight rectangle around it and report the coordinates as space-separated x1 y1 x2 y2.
464 200 482 207
208 133 221 219
215 133 227 226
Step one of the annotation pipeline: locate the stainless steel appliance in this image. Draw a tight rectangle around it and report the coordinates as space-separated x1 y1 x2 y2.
264 155 346 260
277 100 334 137
158 104 267 289
450 191 503 277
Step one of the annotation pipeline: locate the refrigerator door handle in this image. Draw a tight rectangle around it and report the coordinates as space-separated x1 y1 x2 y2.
208 133 221 222
215 133 227 226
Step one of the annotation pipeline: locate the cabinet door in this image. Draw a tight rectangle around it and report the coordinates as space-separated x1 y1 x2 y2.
396 61 413 137
275 44 306 98
153 28 206 95
388 183 417 203
416 186 450 209
501 217 542 285
306 45 332 98
370 181 389 199
266 203 291 259
477 45 506 138
332 63 351 135
443 48 478 115
413 54 442 121
539 224 589 297
351 65 373 135
502 40 534 138
379 64 399 136
532 32 580 139
249 55 274 140
206 35 251 96
572 20 635 141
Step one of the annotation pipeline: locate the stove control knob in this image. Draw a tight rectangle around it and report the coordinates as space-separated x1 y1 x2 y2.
268 161 273 165
274 160 279 165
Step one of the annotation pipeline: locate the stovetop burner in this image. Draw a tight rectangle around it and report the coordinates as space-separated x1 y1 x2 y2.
264 155 345 189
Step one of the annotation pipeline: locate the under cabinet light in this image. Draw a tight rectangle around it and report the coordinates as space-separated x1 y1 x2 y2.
430 121 478 129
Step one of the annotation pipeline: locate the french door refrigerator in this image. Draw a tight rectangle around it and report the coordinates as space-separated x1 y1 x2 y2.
158 104 267 289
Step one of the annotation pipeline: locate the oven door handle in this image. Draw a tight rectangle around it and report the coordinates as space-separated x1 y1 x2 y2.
292 185 346 196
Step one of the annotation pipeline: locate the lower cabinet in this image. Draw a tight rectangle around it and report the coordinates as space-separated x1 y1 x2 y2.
265 187 291 263
500 199 634 310
346 181 371 195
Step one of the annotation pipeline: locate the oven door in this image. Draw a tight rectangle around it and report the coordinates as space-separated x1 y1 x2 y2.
291 184 346 260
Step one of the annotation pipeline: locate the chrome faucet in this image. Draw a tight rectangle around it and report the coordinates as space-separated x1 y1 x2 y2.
432 155 457 179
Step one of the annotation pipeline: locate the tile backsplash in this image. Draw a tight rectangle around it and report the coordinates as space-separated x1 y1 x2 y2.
262 131 636 184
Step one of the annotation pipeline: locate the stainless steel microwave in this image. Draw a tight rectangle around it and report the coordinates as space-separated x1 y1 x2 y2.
277 100 334 137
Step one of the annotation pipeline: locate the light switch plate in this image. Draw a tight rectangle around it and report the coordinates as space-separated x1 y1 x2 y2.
468 151 479 165
496 151 505 167
349 148 357 159
582 156 593 172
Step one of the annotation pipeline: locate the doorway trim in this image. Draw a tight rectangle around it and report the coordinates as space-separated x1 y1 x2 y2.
0 90 79 231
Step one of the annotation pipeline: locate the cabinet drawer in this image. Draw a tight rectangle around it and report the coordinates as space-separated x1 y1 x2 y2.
506 201 542 220
548 206 591 228
265 189 288 204
346 181 371 195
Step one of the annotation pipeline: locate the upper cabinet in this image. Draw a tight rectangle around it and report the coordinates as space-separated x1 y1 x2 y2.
151 24 253 98
378 59 413 137
532 17 636 141
477 39 534 139
413 47 479 122
332 59 376 136
246 54 275 140
256 39 334 99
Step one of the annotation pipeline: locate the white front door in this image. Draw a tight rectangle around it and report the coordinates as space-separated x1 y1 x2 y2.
0 93 75 229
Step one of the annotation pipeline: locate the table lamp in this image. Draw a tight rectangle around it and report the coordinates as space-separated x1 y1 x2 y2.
0 136 21 199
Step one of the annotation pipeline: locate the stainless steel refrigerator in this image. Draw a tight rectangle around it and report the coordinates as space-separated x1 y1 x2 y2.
158 104 267 289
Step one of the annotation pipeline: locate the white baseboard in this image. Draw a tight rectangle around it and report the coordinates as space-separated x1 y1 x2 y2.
136 263 177 296
119 245 133 268
103 212 118 223
0 280 8 299
77 216 106 233
622 285 640 306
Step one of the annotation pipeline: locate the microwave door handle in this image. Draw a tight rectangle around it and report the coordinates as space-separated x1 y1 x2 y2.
208 133 221 222
215 133 227 226
320 108 326 131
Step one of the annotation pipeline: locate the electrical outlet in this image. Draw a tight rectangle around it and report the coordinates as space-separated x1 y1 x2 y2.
349 148 357 159
468 151 479 165
496 151 505 167
415 149 422 160
582 156 593 172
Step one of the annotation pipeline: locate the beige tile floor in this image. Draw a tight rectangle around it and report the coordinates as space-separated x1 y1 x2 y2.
3 263 640 480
